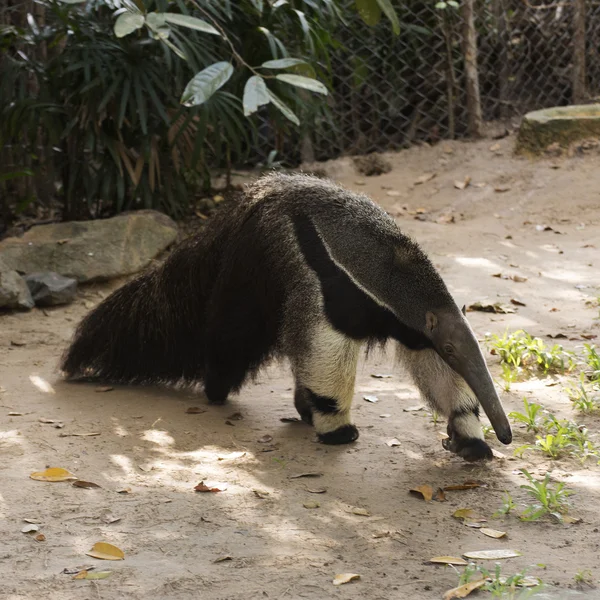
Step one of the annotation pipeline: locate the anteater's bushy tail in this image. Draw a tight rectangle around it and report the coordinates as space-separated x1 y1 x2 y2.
59 210 231 388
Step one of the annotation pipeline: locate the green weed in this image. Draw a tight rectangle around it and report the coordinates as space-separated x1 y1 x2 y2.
509 398 545 433
565 373 600 413
458 563 542 599
584 344 600 383
493 491 517 517
519 469 573 522
487 330 575 376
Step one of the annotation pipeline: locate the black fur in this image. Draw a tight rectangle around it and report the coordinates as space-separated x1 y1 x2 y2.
291 214 432 349
306 389 339 414
318 424 359 445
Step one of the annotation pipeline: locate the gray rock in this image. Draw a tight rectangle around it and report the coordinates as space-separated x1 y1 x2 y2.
0 210 178 282
0 257 34 310
24 272 78 306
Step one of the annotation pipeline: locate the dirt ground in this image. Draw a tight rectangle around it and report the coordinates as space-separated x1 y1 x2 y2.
2 134 600 600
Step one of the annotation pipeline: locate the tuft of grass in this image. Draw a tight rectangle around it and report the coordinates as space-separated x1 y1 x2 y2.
584 344 600 383
458 563 542 598
565 373 600 413
493 491 517 518
519 469 573 522
509 398 545 433
487 329 575 377
574 569 594 589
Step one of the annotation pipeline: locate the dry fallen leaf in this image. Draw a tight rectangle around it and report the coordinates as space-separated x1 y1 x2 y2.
371 373 392 379
94 386 113 393
351 507 370 516
429 556 468 566
227 412 244 421
307 487 327 494
62 564 96 575
561 515 582 524
253 490 270 499
86 542 125 561
333 573 361 586
452 508 487 525
494 184 511 193
480 528 506 539
213 556 233 563
186 406 207 414
72 480 101 490
195 481 227 493
30 467 77 482
280 417 301 423
35 533 46 542
443 579 487 600
8 412 23 416
386 190 402 197
363 395 379 403
511 298 526 307
386 438 401 447
117 488 132 494
454 176 471 190
101 513 121 524
303 501 320 509
23 518 40 524
444 481 485 491
433 487 447 502
463 549 521 560
409 484 434 502
403 405 424 412
489 143 501 152
467 302 515 314
289 472 322 479
21 524 40 533
73 570 112 580
379 413 391 418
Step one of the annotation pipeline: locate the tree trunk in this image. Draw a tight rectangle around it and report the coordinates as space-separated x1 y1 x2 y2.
572 0 587 104
461 0 483 137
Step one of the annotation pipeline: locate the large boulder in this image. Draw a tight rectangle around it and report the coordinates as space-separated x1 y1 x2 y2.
0 210 178 282
516 104 600 155
0 256 34 310
24 272 78 306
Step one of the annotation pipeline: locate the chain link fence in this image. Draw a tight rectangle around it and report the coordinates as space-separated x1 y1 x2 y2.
260 0 600 164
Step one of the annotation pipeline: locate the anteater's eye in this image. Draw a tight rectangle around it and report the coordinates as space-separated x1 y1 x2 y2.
444 344 454 354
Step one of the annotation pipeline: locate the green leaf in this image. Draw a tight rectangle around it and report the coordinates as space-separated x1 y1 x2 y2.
250 0 264 13
161 13 220 36
435 1 448 8
273 0 288 7
355 0 382 27
293 9 310 37
0 169 34 182
267 91 299 126
181 62 234 107
114 12 145 38
261 58 307 69
375 0 400 35
275 74 327 95
56 0 88 3
243 76 270 116
448 0 459 7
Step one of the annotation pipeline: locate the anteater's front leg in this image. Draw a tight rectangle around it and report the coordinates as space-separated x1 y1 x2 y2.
291 321 361 445
397 345 493 461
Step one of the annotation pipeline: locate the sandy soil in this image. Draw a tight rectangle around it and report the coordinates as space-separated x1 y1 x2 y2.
1 135 600 600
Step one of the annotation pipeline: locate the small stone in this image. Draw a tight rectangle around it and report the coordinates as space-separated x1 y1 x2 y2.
24 272 77 306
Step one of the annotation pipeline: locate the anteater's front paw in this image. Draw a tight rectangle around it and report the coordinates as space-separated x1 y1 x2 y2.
318 424 359 445
442 436 493 462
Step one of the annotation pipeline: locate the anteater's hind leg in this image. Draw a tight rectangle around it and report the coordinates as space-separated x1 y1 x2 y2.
291 320 361 445
396 345 493 461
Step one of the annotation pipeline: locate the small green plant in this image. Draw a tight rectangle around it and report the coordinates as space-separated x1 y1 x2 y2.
458 563 542 598
499 363 519 391
487 330 575 378
566 373 600 412
584 344 600 382
574 569 594 589
493 491 517 517
509 398 545 433
519 469 573 521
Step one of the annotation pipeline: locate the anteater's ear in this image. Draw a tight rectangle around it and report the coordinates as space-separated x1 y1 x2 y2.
425 311 438 333
461 304 466 316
